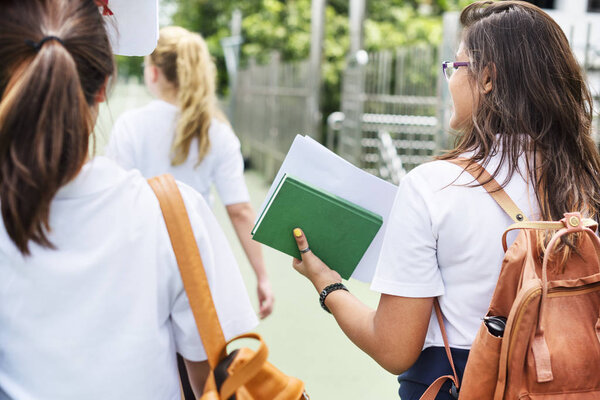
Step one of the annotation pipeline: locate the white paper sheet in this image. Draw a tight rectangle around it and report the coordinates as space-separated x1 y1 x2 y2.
256 135 398 283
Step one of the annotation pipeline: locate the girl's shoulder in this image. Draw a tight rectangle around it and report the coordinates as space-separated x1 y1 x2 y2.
208 117 234 135
207 118 240 146
111 100 177 141
119 100 177 123
403 159 469 188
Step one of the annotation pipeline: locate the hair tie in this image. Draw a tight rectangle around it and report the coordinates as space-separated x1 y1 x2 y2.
94 0 114 16
25 36 65 52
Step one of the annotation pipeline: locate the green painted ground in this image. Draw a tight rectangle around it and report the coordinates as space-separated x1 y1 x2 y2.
211 171 399 399
96 81 400 399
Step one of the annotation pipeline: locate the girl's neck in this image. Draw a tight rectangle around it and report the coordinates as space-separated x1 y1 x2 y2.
157 89 178 106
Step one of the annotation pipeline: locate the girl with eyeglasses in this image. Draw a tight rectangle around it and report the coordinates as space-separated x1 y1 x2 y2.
0 1 258 398
290 1 600 399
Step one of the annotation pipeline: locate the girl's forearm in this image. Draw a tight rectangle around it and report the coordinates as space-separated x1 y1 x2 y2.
226 202 268 281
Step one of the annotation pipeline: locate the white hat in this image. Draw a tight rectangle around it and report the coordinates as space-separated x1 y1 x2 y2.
97 0 159 56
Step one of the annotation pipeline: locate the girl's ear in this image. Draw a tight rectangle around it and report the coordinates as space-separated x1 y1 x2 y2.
149 64 159 84
482 63 495 94
94 77 109 103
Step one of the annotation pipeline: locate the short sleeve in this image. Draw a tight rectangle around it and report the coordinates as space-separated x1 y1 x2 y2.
169 182 258 361
105 116 138 170
370 170 445 297
210 124 250 205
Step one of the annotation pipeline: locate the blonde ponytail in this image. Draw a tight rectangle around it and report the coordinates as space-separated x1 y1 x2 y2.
150 27 224 166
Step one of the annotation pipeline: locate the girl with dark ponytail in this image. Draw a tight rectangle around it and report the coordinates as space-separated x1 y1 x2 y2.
0 1 112 255
0 1 257 398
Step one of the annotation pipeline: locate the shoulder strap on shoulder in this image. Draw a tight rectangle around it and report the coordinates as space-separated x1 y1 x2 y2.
448 158 527 223
148 174 226 368
500 218 597 251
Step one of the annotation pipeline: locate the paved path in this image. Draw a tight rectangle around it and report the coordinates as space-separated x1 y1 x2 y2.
97 81 399 399
212 170 399 399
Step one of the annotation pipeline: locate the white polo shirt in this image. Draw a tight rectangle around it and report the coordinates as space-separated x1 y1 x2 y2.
106 100 250 207
371 151 539 350
0 157 258 400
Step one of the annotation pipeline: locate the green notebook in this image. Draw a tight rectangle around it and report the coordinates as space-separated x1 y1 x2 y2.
251 174 383 280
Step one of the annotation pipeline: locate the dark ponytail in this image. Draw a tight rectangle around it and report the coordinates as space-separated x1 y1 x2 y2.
0 0 114 255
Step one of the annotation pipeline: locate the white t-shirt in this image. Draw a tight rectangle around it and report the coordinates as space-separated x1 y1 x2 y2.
105 100 250 207
0 157 258 400
371 151 539 350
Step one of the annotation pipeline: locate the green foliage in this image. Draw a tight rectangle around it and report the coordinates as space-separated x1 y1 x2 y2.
241 0 313 62
115 55 144 82
116 0 471 121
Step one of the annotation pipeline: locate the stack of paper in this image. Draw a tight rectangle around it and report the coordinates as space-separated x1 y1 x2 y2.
252 174 384 280
254 135 398 283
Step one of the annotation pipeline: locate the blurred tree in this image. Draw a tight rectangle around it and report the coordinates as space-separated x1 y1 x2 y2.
115 55 144 84
118 0 472 122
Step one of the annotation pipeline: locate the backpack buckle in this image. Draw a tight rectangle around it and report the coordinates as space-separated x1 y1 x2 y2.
563 212 583 231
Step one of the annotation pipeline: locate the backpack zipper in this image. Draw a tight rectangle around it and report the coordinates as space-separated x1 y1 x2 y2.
507 280 600 363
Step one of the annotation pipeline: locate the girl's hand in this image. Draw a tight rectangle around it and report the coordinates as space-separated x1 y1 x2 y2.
256 279 274 319
291 228 342 293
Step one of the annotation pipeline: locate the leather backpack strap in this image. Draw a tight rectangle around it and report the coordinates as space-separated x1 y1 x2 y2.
148 174 226 369
449 158 527 223
419 299 459 400
501 218 598 251
434 299 459 388
419 375 458 400
218 333 269 399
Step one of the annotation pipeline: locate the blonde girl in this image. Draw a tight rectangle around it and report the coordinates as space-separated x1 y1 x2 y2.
107 27 274 319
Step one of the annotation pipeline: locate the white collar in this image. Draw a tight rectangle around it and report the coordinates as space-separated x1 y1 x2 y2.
55 156 130 199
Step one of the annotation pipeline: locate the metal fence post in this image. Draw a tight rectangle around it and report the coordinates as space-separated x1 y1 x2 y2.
267 52 281 180
350 0 365 56
437 11 461 153
221 9 243 121
308 0 326 140
339 52 368 166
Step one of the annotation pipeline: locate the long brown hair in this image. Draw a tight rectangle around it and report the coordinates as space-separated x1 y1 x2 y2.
439 1 600 224
0 0 114 255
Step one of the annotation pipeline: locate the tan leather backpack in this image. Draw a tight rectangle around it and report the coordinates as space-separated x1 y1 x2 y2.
455 161 600 399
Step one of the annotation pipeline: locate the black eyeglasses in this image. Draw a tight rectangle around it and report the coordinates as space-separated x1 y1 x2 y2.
442 61 470 81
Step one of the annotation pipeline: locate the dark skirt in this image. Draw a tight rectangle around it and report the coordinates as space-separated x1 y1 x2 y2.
398 346 469 400
178 353 196 400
